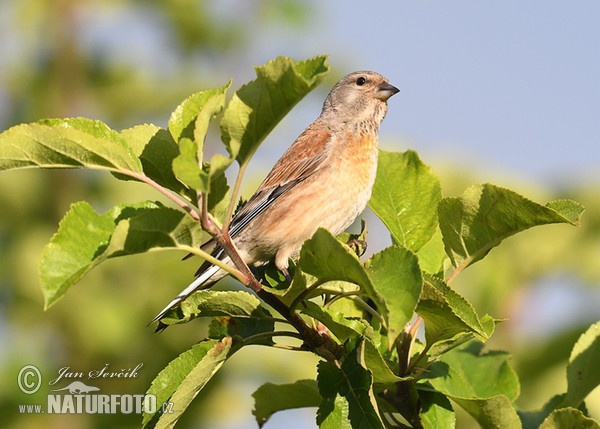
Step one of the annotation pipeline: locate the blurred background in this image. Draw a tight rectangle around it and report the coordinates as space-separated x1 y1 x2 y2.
1 1 599 428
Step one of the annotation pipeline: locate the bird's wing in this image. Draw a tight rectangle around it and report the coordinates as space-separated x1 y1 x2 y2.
227 126 332 238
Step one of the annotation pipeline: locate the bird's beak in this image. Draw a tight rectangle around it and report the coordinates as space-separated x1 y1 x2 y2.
375 82 400 101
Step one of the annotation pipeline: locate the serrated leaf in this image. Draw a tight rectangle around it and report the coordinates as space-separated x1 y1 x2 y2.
420 341 519 401
252 380 321 427
419 341 520 427
208 317 275 345
563 321 600 408
168 84 229 143
221 55 329 165
172 137 209 191
439 184 584 274
40 201 204 309
539 407 600 429
143 337 234 428
299 228 387 326
317 340 384 429
361 338 408 387
119 124 194 200
301 301 367 342
417 274 492 351
0 118 142 173
452 395 522 429
159 290 272 327
366 245 422 342
369 150 442 252
419 390 455 429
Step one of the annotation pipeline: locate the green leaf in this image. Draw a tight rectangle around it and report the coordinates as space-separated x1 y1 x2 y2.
168 84 230 143
169 84 232 196
143 337 234 428
40 201 204 309
419 341 521 428
172 137 209 191
563 321 600 408
415 229 448 275
252 380 321 428
369 150 442 252
361 338 408 387
221 55 329 165
0 118 142 173
319 395 351 429
421 341 519 401
299 228 386 326
366 245 423 341
317 340 384 429
419 390 455 429
301 301 367 342
539 408 600 429
439 184 584 274
159 290 272 326
416 274 493 352
519 394 566 429
119 124 193 200
452 395 522 429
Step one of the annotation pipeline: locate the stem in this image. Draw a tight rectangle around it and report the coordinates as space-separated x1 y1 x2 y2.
223 161 249 231
324 292 387 328
241 330 304 347
177 245 246 284
289 278 328 312
120 169 201 221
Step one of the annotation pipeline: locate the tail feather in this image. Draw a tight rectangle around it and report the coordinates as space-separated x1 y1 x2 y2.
150 264 222 326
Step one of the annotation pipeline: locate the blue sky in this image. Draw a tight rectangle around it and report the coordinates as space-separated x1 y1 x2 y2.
244 0 600 188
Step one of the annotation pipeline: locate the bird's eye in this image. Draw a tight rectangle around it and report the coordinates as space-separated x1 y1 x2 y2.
356 77 366 86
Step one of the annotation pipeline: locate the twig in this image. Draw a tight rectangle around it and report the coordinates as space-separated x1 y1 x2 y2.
119 169 201 221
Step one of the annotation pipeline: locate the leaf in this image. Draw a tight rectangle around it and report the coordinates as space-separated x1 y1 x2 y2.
419 390 455 429
317 340 384 429
419 341 521 428
319 395 351 429
143 337 234 428
563 321 600 408
366 245 422 343
169 84 232 195
172 137 209 191
40 201 204 309
416 274 493 353
361 338 408 387
0 118 142 173
159 290 273 326
301 301 367 343
299 228 386 325
221 55 329 165
452 395 522 429
539 408 600 429
439 184 584 274
421 341 519 401
369 150 442 252
252 380 321 427
120 124 193 200
168 84 230 143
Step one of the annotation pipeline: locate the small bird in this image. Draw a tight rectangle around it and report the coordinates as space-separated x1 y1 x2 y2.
152 71 399 325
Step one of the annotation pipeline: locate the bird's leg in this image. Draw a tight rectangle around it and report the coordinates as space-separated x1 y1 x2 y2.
281 267 292 283
346 238 367 257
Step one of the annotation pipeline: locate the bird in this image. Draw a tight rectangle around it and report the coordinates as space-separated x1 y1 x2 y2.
152 70 399 326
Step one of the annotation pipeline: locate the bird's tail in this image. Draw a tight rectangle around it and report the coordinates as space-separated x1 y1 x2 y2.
150 263 223 327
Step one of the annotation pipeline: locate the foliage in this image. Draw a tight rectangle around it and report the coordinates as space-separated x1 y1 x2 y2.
0 56 596 429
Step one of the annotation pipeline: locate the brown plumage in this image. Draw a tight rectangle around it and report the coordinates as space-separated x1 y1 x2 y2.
152 71 399 324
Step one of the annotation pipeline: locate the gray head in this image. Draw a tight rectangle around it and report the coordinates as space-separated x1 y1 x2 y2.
321 71 399 129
